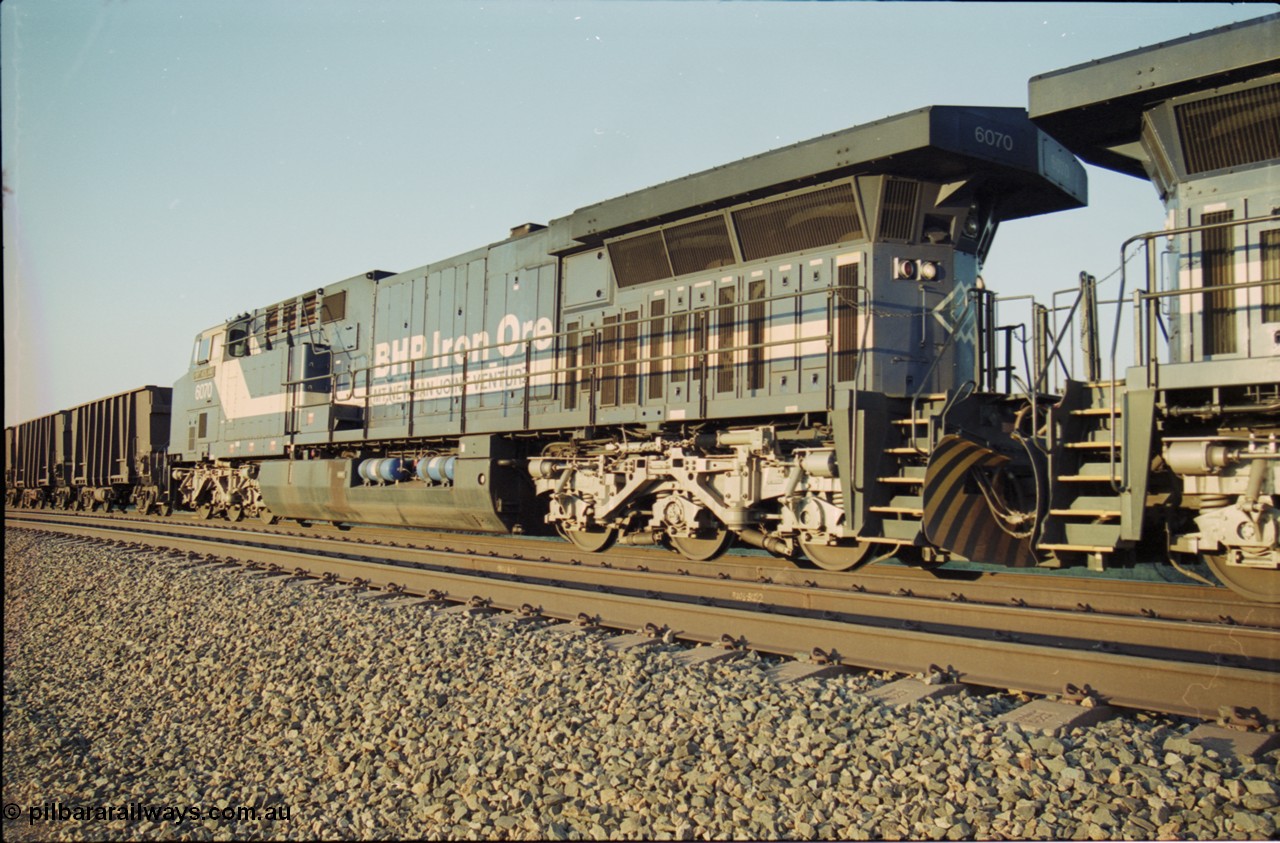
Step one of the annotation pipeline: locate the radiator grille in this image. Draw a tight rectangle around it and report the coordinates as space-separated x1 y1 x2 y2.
648 301 666 401
564 322 580 410
665 215 736 276
734 184 862 262
878 178 920 241
835 262 860 382
579 330 594 401
671 313 688 386
1263 228 1280 324
601 316 619 406
1201 210 1237 356
747 279 766 391
610 231 672 288
717 286 736 393
622 311 639 405
1176 82 1280 175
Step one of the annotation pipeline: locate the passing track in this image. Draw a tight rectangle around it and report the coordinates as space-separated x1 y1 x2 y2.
9 511 1280 723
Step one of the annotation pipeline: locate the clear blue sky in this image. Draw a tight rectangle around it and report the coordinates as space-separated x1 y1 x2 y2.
2 1 1267 426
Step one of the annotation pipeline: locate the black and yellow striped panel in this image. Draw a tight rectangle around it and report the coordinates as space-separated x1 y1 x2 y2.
923 435 1036 567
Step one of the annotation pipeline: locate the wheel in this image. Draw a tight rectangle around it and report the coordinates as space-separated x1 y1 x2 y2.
799 538 874 572
1206 553 1279 604
670 530 733 562
158 503 172 517
227 505 244 522
558 524 617 553
197 504 213 520
260 509 278 525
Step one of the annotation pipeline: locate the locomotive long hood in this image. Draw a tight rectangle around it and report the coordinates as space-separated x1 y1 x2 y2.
561 105 1087 248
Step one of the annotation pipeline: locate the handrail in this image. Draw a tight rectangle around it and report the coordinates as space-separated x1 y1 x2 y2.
284 283 873 430
1119 212 1280 390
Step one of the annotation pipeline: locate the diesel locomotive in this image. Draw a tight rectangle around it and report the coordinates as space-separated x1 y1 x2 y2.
7 17 1278 602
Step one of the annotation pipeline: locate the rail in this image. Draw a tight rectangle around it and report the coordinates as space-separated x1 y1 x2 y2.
12 513 1279 722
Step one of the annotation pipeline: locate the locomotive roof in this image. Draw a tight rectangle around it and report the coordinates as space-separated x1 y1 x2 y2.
1028 13 1280 178
558 104 1086 248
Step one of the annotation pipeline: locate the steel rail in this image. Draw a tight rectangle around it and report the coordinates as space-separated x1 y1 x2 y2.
117 520 1278 668
7 513 1278 665
11 518 1278 721
11 509 1277 629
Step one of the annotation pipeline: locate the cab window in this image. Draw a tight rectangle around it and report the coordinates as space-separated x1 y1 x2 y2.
226 319 250 358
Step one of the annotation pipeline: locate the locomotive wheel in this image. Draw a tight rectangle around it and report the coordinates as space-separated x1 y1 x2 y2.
558 524 616 553
197 504 214 520
158 503 172 517
670 530 732 562
259 509 278 525
1206 553 1279 604
227 505 244 522
800 538 874 571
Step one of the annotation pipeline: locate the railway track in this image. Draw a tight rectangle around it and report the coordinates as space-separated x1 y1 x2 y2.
9 511 1280 728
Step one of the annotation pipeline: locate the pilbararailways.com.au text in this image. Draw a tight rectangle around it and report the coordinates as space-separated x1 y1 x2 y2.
8 801 292 826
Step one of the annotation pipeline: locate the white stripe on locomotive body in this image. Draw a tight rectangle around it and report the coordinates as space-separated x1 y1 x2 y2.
360 358 558 407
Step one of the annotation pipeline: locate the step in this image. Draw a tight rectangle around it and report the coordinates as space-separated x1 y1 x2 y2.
1065 441 1121 450
1048 508 1121 519
1038 543 1116 554
878 476 925 485
884 446 928 455
870 506 925 517
1058 462 1121 483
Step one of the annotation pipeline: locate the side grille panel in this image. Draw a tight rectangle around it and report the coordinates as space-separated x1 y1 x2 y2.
1201 210 1237 356
564 322 580 411
622 310 639 405
747 279 766 391
733 184 862 262
610 232 672 289
1176 83 1280 175
601 315 619 406
835 262 860 382
671 313 689 388
665 216 736 276
1262 228 1280 325
717 286 736 393
878 178 920 241
648 300 666 401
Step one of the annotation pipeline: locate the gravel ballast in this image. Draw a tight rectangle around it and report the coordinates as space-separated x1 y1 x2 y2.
4 529 1278 841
